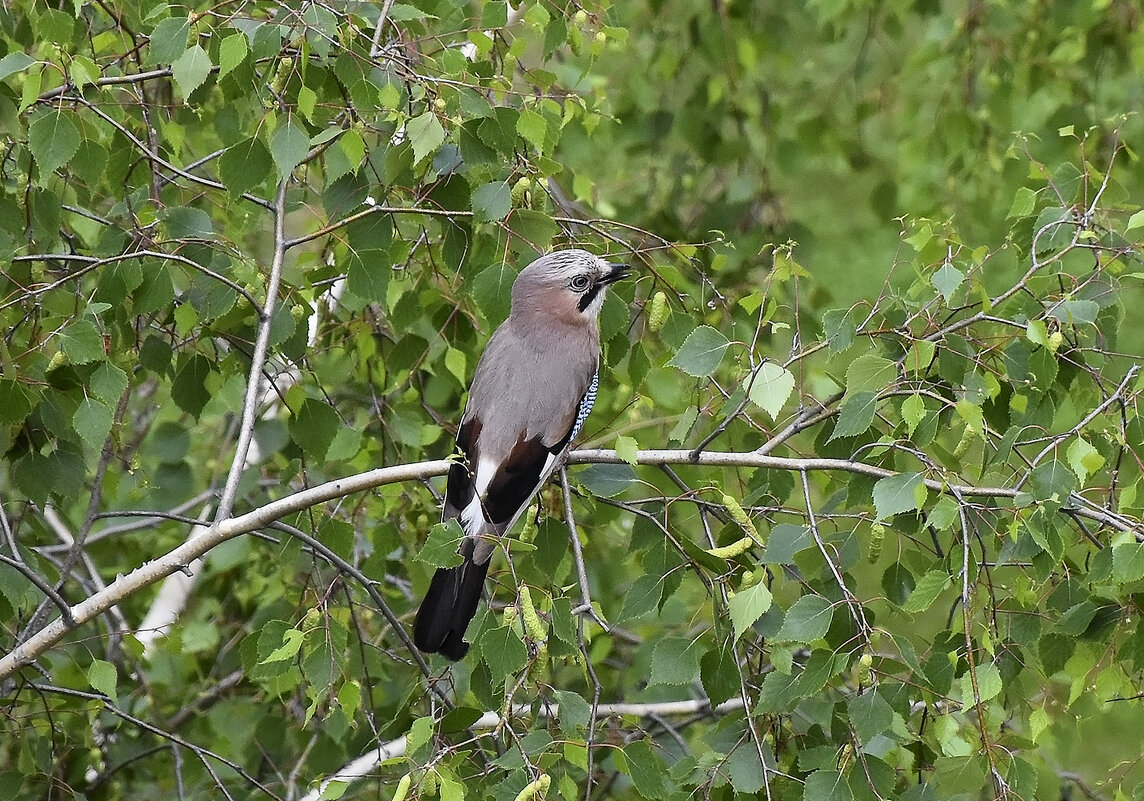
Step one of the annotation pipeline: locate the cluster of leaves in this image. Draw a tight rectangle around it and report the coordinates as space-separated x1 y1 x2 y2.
2 1 1144 801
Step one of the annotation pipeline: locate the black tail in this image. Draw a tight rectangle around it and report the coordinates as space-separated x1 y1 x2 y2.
412 547 490 661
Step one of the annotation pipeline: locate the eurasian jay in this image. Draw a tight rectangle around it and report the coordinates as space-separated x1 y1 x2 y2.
413 249 628 659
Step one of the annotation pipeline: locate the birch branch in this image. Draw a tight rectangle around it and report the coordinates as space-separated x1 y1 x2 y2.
0 460 451 681
6 444 1139 680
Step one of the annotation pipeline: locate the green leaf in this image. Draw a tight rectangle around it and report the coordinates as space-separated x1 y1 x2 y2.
1046 299 1099 325
507 209 558 251
803 769 854 801
932 263 964 302
469 260 515 323
900 569 951 614
171 354 213 417
0 52 35 82
297 85 317 123
260 628 304 663
902 393 926 437
87 659 118 705
848 690 894 744
844 354 897 396
218 31 248 78
1125 209 1144 232
1008 186 1037 218
68 56 100 90
0 381 33 424
1029 460 1076 504
28 109 81 177
480 625 528 678
762 524 811 564
618 739 672 800
614 435 639 465
873 472 927 519
219 136 273 197
289 398 340 461
775 595 832 643
648 636 701 685
667 325 730 377
346 254 390 303
73 398 113 448
700 643 740 707
960 661 1002 707
147 16 191 65
407 111 446 165
1025 318 1052 350
746 362 795 419
404 715 435 758
338 128 366 174
823 307 855 353
57 320 104 364
727 742 769 794
270 118 310 179
757 667 801 713
443 346 467 384
1112 543 1144 584
471 181 512 223
0 772 23 799
516 109 548 150
905 339 936 375
828 390 877 440
728 581 772 640
163 207 214 238
577 463 636 497
416 520 464 569
1066 437 1104 483
172 44 211 97
554 689 591 734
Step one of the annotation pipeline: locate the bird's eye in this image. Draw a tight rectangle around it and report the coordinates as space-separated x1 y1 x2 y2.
570 275 592 291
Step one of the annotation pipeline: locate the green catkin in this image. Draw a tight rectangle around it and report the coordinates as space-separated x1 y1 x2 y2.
647 291 667 332
706 536 755 559
721 494 760 541
513 774 551 801
519 585 547 642
868 523 885 563
390 774 411 801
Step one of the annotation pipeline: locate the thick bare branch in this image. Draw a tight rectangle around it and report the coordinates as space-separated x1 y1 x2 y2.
0 459 451 681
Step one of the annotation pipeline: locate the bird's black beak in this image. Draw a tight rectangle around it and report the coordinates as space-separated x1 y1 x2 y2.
599 263 630 285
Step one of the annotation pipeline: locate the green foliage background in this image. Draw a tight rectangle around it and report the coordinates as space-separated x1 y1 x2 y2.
2 1 1144 800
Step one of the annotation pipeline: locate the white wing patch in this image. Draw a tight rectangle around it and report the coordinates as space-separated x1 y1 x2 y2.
570 371 598 441
459 455 498 535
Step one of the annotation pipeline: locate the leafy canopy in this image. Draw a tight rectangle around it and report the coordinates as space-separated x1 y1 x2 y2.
2 2 1144 801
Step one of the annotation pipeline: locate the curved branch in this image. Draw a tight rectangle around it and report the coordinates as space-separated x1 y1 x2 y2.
5 250 264 315
6 443 1138 681
283 203 475 250
0 459 452 681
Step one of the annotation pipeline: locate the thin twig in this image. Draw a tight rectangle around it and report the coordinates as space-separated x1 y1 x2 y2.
799 471 871 641
560 468 609 632
0 554 73 626
215 180 290 522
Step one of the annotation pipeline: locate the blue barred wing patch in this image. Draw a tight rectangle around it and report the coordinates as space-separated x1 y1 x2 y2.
570 371 599 441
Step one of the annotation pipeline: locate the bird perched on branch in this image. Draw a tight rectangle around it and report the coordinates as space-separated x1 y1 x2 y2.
413 249 629 660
